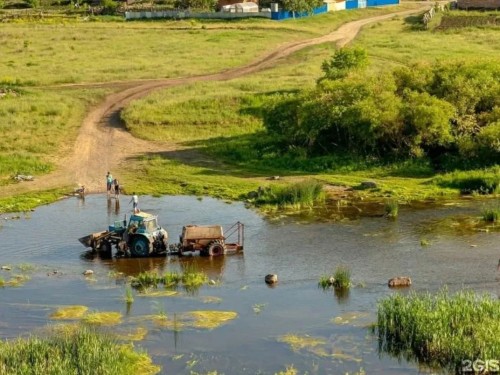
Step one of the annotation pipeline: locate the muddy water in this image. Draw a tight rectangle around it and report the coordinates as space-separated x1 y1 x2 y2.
0 195 499 374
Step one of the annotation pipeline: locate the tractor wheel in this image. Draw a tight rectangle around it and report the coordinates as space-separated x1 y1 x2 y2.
207 240 226 256
99 241 112 257
130 237 152 257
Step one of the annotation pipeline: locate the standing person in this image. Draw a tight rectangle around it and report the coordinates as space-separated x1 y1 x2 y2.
129 192 139 213
113 179 120 199
106 172 113 196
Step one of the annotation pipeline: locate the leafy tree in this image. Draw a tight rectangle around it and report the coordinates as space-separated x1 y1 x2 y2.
175 0 217 11
282 0 323 17
402 90 455 156
101 0 118 14
320 47 368 81
0 0 5 9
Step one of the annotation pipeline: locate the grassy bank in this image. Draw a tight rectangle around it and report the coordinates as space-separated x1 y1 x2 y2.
119 9 500 203
0 325 160 374
377 289 500 372
0 86 108 187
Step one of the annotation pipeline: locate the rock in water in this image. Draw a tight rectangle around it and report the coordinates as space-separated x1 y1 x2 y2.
388 276 411 287
265 274 278 284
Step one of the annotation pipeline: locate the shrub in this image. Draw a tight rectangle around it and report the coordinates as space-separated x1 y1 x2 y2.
101 0 118 14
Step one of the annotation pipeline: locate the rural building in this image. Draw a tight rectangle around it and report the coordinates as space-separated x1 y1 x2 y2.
221 2 259 12
457 0 500 9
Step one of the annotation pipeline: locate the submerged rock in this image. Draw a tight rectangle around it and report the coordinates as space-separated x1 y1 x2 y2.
388 276 411 287
265 274 278 284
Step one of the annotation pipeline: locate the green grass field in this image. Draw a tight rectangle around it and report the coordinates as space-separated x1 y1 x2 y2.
2 5 500 212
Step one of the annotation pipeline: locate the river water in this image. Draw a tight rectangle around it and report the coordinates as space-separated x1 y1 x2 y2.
0 195 498 374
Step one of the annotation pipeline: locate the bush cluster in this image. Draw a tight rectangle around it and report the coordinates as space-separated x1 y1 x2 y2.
263 48 500 169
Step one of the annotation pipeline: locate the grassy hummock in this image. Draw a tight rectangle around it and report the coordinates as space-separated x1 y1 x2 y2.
256 179 325 210
377 289 500 372
0 325 160 375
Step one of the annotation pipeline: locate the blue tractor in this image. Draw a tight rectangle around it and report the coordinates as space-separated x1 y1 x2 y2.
79 211 169 257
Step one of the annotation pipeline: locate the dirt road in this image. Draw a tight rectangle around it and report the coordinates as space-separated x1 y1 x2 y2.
1 7 427 197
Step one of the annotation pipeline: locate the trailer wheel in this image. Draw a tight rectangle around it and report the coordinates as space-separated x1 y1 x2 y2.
130 237 151 257
207 241 226 256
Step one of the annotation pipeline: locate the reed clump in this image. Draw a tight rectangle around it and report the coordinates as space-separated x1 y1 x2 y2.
482 207 499 223
0 325 159 374
377 289 500 371
256 179 325 210
131 268 207 291
384 199 399 219
318 266 351 290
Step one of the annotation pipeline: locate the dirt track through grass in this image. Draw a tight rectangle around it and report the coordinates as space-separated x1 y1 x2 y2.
0 6 429 197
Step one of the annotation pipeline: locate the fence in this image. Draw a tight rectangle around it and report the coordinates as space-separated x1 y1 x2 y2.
125 10 271 20
270 4 327 20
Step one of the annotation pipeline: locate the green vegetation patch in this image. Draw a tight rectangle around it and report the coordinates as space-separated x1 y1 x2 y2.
433 167 500 195
255 179 325 210
437 11 500 30
0 325 160 375
0 188 69 213
82 311 122 325
131 269 208 291
144 310 237 330
115 327 148 342
377 289 500 371
50 305 89 320
278 334 328 356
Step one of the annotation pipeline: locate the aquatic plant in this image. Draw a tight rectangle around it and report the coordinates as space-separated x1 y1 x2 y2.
115 327 148 342
482 207 499 223
275 365 298 375
319 266 351 290
377 289 500 371
82 311 122 326
186 311 238 330
132 268 207 291
162 271 182 287
124 286 134 304
50 305 88 320
256 179 325 210
318 275 335 290
333 266 351 290
0 325 160 375
0 277 4 287
384 199 399 219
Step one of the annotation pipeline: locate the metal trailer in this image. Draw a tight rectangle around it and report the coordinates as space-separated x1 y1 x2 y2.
171 221 244 256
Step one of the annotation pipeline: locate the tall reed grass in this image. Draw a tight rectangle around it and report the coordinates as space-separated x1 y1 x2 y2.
433 167 500 195
377 289 500 371
0 325 159 374
131 268 208 291
482 206 499 223
256 179 325 209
